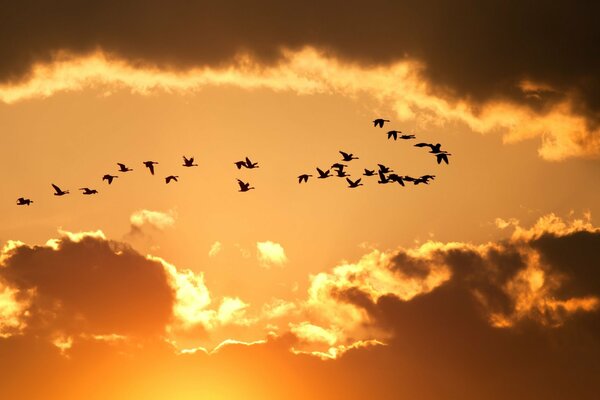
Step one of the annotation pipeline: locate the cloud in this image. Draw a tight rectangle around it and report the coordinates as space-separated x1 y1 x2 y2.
256 241 288 268
208 241 222 258
129 209 176 231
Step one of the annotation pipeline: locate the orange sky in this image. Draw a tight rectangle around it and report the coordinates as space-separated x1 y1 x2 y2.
1 3 600 399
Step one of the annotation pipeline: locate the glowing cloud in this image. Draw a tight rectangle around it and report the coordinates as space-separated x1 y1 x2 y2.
256 241 288 268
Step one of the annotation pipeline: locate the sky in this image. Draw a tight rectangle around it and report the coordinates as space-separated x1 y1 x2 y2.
1 2 599 399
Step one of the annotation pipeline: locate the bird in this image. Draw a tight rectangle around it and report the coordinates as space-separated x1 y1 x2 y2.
51 184 69 196
419 175 436 183
373 118 390 128
79 188 98 195
399 134 416 140
339 151 358 161
377 171 391 184
182 156 198 167
244 157 259 169
377 164 393 174
316 168 331 179
435 152 451 164
331 163 347 171
346 178 363 188
103 174 118 184
388 174 405 186
335 169 350 178
117 163 133 172
165 175 179 184
412 177 429 185
16 197 33 206
237 179 255 192
415 143 443 153
234 161 247 169
298 174 312 183
387 130 401 140
363 169 376 176
143 161 159 175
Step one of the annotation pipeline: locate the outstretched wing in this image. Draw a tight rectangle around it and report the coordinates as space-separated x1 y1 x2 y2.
415 143 432 148
339 151 350 159
149 164 155 175
51 184 61 193
237 179 246 189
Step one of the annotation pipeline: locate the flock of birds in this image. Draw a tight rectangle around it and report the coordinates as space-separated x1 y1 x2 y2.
15 118 451 205
295 118 451 189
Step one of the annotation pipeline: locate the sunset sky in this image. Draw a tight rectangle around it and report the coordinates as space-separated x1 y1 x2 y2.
1 2 599 399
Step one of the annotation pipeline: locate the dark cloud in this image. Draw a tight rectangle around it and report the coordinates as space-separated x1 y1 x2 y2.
1 2 599 125
0 234 174 336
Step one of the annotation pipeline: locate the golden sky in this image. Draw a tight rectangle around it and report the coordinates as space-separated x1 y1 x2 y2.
1 2 600 399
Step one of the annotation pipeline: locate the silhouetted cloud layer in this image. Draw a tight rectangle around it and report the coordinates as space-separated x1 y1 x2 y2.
1 1 599 126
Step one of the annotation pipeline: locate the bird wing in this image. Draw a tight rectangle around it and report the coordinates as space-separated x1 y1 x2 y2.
316 167 325 176
117 163 125 169
237 179 246 189
415 143 432 148
245 157 252 165
346 178 353 186
51 184 61 193
149 164 155 175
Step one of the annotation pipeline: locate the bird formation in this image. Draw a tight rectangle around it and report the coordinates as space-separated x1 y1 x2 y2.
16 119 452 205
296 119 451 189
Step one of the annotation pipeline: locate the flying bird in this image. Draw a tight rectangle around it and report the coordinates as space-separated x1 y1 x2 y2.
335 169 350 178
316 168 331 179
387 130 402 140
415 143 443 153
363 169 376 176
419 175 436 183
399 134 416 140
182 156 198 167
377 164 393 174
244 157 259 169
436 152 452 164
51 184 69 196
373 118 390 128
237 179 255 192
339 151 358 161
331 163 347 171
79 188 98 195
143 161 159 175
234 161 247 169
117 163 133 172
165 175 179 184
346 178 363 188
388 174 405 186
298 174 312 183
16 197 33 206
377 171 391 184
103 174 118 184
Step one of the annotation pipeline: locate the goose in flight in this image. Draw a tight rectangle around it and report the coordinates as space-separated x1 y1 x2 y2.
234 161 247 169
387 130 402 140
388 174 405 186
373 118 390 128
244 157 259 169
298 174 312 183
415 143 443 153
103 174 118 184
182 156 198 167
399 134 416 140
316 168 331 179
237 179 255 192
16 197 33 206
52 184 69 196
335 169 350 178
117 163 133 172
165 175 179 184
435 152 451 164
79 188 98 195
339 151 358 161
331 163 347 171
363 169 376 176
377 164 393 174
346 178 363 188
377 171 391 184
143 161 159 175
420 175 436 183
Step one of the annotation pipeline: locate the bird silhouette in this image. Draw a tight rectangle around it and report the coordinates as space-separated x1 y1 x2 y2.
103 174 118 184
182 156 198 167
388 174 405 186
377 171 391 184
435 152 451 164
298 174 312 183
387 130 401 140
346 178 363 188
373 118 390 128
400 134 416 140
16 197 33 206
244 157 259 169
143 161 159 175
234 161 247 169
377 164 393 174
79 188 98 195
331 163 347 171
415 143 443 153
237 179 255 192
51 184 69 196
420 175 436 183
339 151 358 161
316 168 331 179
117 163 133 172
335 169 350 177
165 175 179 184
363 169 376 176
